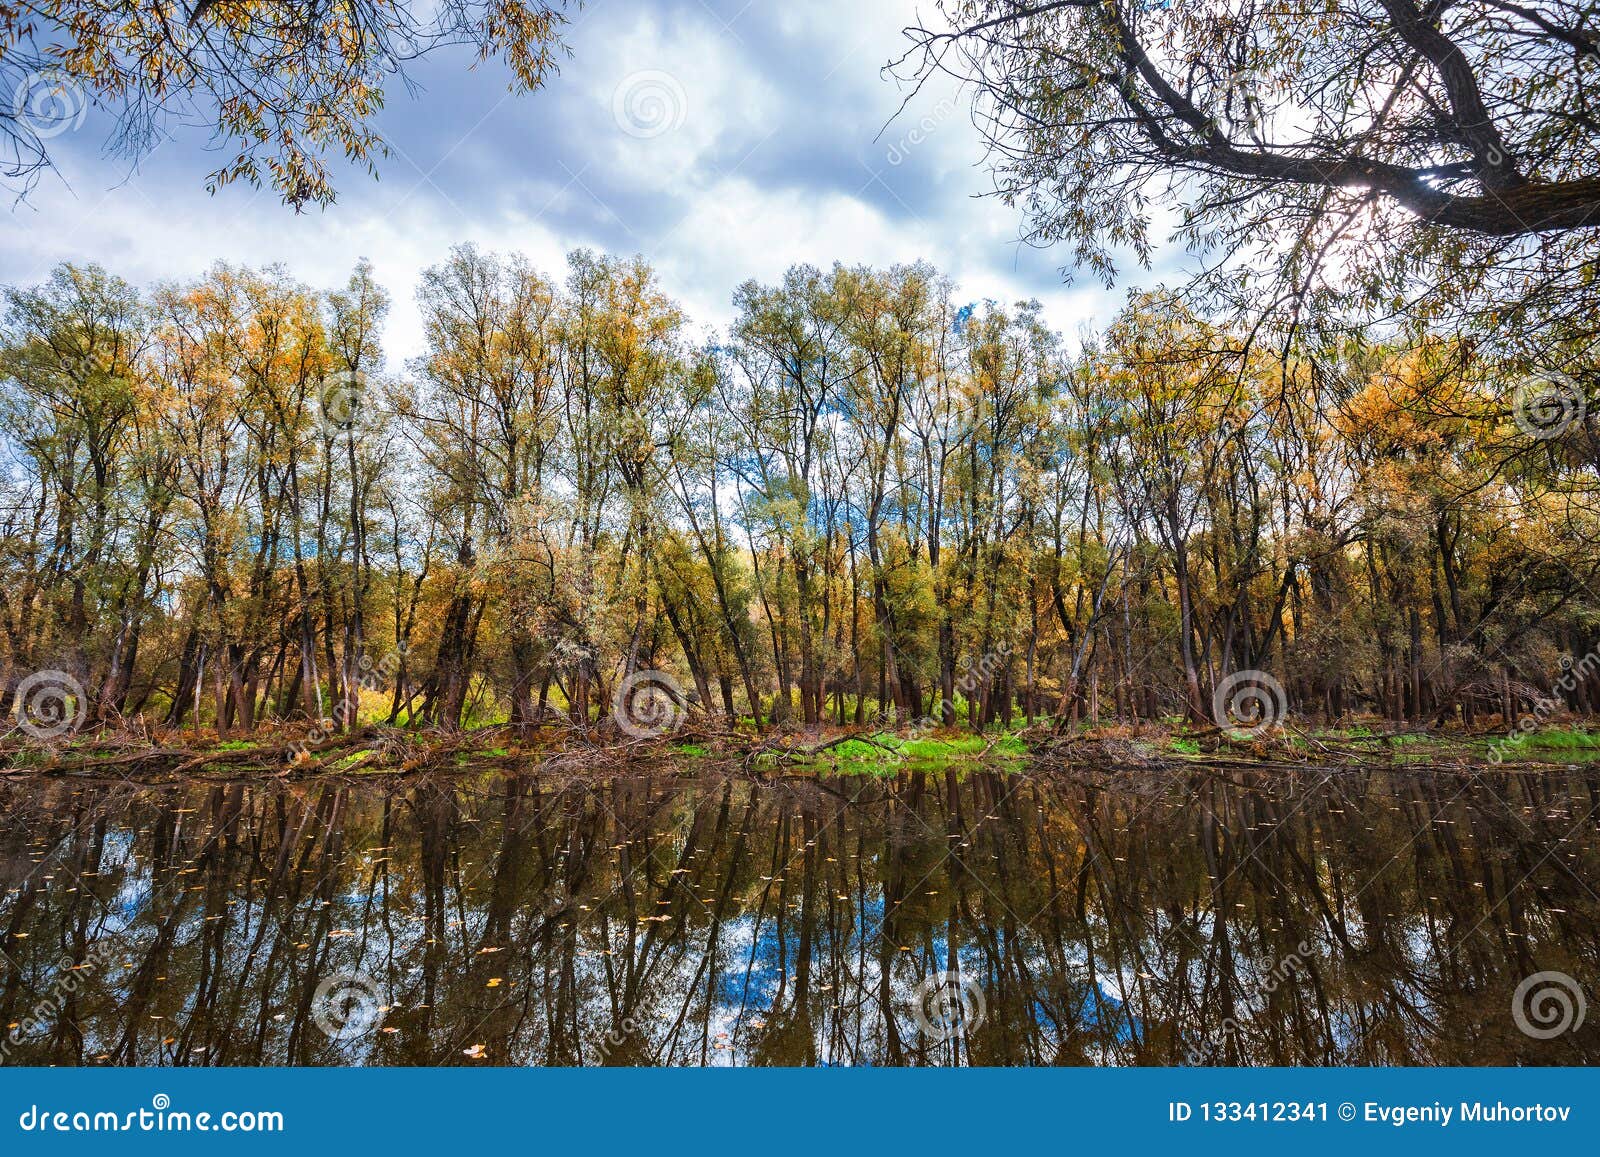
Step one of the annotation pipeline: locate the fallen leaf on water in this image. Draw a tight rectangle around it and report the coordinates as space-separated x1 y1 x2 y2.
486 978 502 988
463 1044 486 1059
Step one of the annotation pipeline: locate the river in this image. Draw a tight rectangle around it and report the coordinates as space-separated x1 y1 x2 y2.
2 763 1596 1064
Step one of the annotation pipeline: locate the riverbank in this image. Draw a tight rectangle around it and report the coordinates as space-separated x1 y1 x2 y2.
4 717 1598 784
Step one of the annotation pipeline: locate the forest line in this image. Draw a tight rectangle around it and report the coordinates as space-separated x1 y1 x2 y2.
1 248 1598 742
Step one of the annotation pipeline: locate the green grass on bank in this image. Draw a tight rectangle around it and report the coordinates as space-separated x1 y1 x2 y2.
783 731 1030 776
1510 727 1600 750
16 709 1600 779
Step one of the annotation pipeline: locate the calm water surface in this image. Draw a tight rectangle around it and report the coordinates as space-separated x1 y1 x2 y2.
2 763 1597 1065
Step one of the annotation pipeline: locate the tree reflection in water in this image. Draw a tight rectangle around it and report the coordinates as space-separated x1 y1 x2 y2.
2 765 1597 1066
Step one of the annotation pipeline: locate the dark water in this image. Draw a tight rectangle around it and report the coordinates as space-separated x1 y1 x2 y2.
2 763 1598 1066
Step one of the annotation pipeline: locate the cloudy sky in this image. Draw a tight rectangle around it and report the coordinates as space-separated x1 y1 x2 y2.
3 0 1168 366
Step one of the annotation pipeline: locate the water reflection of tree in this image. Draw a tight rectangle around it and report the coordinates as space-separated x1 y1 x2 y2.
1 765 1596 1066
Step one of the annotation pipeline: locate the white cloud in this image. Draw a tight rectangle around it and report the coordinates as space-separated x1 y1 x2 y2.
591 14 779 185
0 0 1142 367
